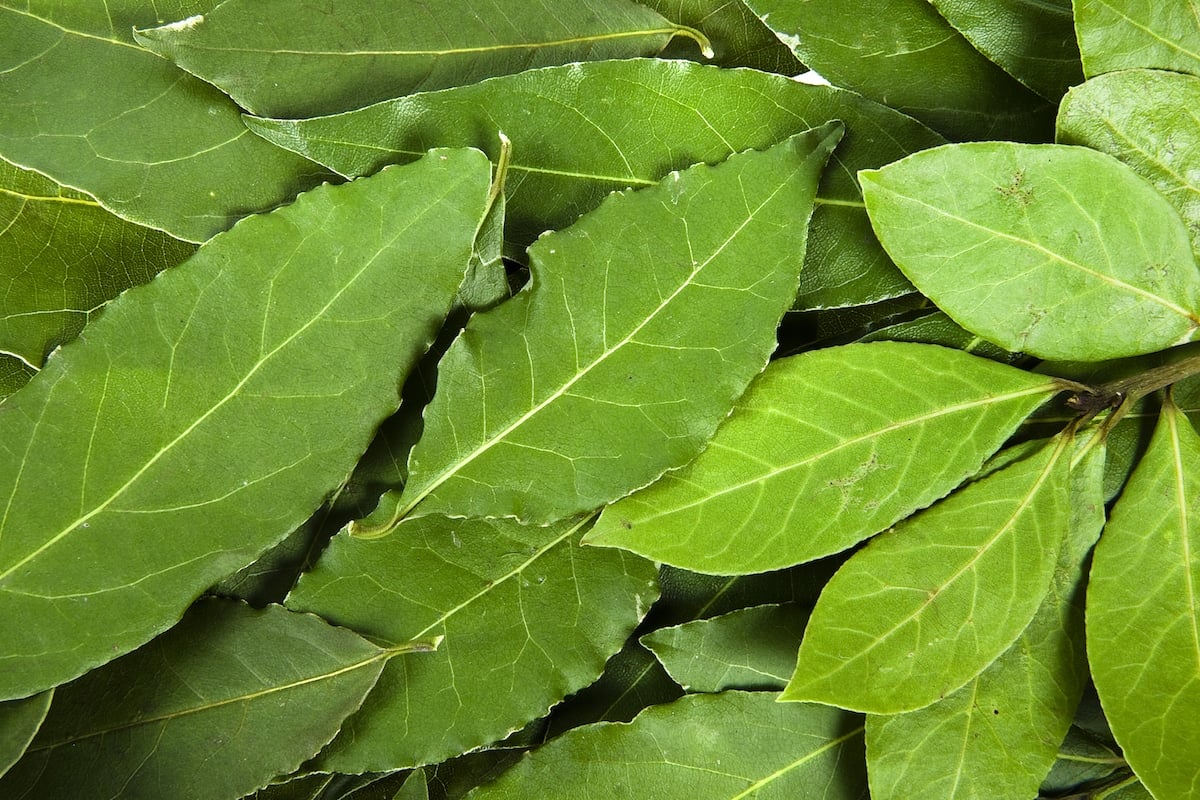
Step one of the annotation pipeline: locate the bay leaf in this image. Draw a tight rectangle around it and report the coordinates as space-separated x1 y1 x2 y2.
0 691 51 778
359 125 841 531
783 433 1073 714
641 603 808 692
639 0 802 73
864 438 1104 798
861 142 1200 360
136 0 709 118
859 310 1016 362
0 149 492 700
0 356 34 402
467 692 867 799
247 59 946 309
587 342 1061 573
0 2 328 242
744 0 1055 141
1058 69 1200 262
0 158 196 368
1075 0 1200 78
1087 397 1200 800
286 515 657 772
1040 726 1127 796
0 600 396 800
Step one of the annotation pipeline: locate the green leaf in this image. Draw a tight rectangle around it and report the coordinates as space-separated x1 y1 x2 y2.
861 142 1200 360
135 0 709 118
927 0 1082 100
654 561 840 625
784 433 1073 714
864 437 1104 799
0 2 328 242
1040 726 1127 795
744 0 1055 141
859 310 1017 362
0 149 492 700
0 691 51 778
641 603 808 692
467 692 867 799
247 59 947 309
638 0 802 73
0 599 395 800
588 342 1060 573
1087 397 1200 800
286 515 657 772
1058 69 1200 263
0 356 34 403
1075 0 1200 78
359 126 840 530
0 159 196 368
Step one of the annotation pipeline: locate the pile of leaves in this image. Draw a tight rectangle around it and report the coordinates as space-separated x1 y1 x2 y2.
1 0 1197 798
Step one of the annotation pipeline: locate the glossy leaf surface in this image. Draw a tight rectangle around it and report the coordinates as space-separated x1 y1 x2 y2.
247 60 947 309
1088 399 1200 800
136 0 705 118
0 159 196 368
0 150 491 700
469 692 867 799
745 0 1054 141
0 3 328 242
785 435 1072 713
862 142 1200 360
0 600 390 800
1058 69 1200 262
0 691 50 778
1075 0 1200 78
639 0 801 72
641 603 807 692
287 516 657 772
588 342 1059 573
865 440 1104 799
362 126 840 530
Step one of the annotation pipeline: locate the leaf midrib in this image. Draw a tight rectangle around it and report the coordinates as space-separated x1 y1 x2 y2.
1166 405 1200 672
727 724 864 799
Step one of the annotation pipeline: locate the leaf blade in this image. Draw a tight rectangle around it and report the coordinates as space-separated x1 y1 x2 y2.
1075 0 1200 78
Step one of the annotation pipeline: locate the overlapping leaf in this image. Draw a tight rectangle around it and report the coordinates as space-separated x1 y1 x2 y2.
0 600 394 800
468 692 867 799
247 59 947 308
357 126 840 531
639 0 802 72
588 342 1061 573
1075 0 1200 78
744 0 1054 140
136 0 708 118
784 434 1072 714
865 439 1104 799
0 159 196 368
0 2 327 242
1058 69 1200 262
0 356 34 402
0 691 50 778
1088 398 1200 800
861 142 1200 360
286 515 657 772
860 310 1015 362
0 150 491 700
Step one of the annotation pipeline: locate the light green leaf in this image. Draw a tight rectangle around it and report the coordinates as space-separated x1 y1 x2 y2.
286 515 657 772
638 0 802 73
136 0 708 118
744 0 1054 141
247 59 947 309
468 692 866 799
588 342 1060 573
861 142 1200 360
0 356 34 403
784 433 1073 714
641 604 807 692
0 2 328 242
0 691 51 778
1058 69 1200 262
359 126 840 531
1075 0 1200 78
0 149 492 700
1088 397 1200 800
0 159 196 368
865 438 1104 799
928 0 1082 100
859 310 1016 362
0 599 396 800
393 771 429 800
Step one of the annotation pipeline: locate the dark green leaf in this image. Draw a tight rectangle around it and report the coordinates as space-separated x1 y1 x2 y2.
0 150 491 699
0 600 395 800
588 342 1060 573
639 0 802 72
0 691 51 778
0 356 34 403
785 434 1073 713
1075 0 1200 78
247 59 947 308
286 516 657 772
859 310 1017 362
862 142 1200 360
1040 726 1127 796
